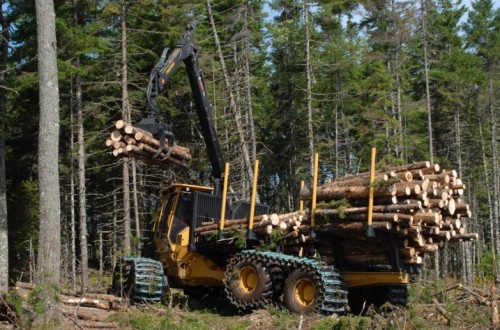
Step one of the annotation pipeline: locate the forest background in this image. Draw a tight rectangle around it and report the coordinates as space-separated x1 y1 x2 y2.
0 0 499 296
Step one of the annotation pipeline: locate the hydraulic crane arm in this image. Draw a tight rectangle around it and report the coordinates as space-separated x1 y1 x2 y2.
137 22 224 180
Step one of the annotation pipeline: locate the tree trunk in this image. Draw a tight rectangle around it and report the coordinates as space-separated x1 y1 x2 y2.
72 0 89 293
132 160 141 255
121 0 131 254
304 0 315 175
0 1 9 294
488 73 500 273
69 68 76 291
479 109 498 274
35 0 61 323
420 0 434 164
76 62 88 291
112 194 117 267
243 4 256 162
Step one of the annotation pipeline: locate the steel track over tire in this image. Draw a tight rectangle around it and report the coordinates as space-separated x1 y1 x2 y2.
387 284 409 307
112 257 166 303
225 254 273 310
283 268 322 315
225 251 348 315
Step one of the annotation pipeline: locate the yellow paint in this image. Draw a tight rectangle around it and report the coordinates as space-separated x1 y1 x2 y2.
311 153 319 227
294 278 316 307
239 266 258 293
248 160 259 230
343 271 409 287
220 163 230 231
368 147 376 227
299 181 304 212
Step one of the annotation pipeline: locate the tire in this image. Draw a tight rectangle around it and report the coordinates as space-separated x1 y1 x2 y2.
283 268 322 315
387 284 409 307
225 258 273 309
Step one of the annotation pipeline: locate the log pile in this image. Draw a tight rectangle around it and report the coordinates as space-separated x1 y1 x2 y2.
106 119 192 168
194 161 477 271
12 282 125 329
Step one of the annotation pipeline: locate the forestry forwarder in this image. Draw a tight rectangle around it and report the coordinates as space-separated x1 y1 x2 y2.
111 22 411 315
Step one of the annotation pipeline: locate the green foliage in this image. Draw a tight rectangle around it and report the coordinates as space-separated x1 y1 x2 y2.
316 199 351 221
259 230 284 252
474 250 496 281
5 290 23 316
114 306 253 330
28 283 60 315
313 315 371 330
233 230 248 249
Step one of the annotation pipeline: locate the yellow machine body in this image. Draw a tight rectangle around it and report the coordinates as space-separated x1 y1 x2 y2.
152 183 225 288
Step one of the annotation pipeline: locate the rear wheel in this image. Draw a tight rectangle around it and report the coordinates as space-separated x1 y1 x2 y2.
283 269 321 315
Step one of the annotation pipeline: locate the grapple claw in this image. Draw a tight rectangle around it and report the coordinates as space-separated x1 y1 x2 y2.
134 117 175 156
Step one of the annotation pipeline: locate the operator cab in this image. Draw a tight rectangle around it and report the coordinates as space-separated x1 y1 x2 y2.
153 183 269 264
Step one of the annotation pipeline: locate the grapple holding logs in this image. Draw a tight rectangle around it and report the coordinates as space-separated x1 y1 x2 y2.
107 119 192 168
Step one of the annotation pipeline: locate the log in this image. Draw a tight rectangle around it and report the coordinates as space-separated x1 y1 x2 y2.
112 141 126 149
397 171 413 182
400 247 416 258
349 195 399 206
410 169 424 180
421 163 440 174
333 170 394 182
300 184 396 201
61 305 110 322
325 212 398 222
123 135 136 145
60 295 111 310
403 256 423 264
115 119 126 130
110 130 123 142
330 173 389 187
391 161 431 172
428 199 445 208
315 203 421 217
414 212 439 225
426 173 450 184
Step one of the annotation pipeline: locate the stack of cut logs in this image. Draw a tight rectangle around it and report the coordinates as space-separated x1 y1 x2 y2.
13 282 124 329
194 161 477 270
106 119 192 168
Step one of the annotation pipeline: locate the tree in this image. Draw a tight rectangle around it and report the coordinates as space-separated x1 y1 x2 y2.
464 0 500 270
35 0 61 323
0 0 10 294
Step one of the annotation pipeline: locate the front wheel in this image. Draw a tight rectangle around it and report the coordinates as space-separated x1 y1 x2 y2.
225 257 273 310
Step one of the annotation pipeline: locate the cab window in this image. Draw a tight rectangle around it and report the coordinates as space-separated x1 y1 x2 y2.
158 194 175 239
168 194 192 243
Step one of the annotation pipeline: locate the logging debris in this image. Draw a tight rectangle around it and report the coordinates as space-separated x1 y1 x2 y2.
10 282 125 329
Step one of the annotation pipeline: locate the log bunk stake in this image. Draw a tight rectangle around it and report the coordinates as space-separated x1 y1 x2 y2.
106 119 192 168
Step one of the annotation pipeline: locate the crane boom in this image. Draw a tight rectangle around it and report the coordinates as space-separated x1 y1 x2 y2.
136 22 224 179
